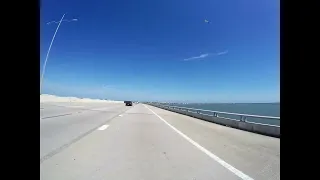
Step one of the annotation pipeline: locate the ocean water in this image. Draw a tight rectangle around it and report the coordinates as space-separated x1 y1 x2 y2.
163 103 280 126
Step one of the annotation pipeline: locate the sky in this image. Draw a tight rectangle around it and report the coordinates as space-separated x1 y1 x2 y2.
40 0 279 103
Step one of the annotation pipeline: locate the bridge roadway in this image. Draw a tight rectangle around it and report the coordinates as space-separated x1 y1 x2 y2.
40 102 280 180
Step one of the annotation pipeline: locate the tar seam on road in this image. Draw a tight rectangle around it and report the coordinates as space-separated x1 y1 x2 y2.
41 113 73 119
40 107 133 164
144 104 254 180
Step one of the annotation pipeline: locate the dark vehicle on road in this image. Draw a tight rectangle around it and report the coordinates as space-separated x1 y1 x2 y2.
124 101 133 106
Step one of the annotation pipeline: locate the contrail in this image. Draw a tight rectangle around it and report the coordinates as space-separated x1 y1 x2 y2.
47 19 78 25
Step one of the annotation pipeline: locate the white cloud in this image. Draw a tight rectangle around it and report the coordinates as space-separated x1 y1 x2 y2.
216 50 228 55
182 50 228 61
183 53 209 61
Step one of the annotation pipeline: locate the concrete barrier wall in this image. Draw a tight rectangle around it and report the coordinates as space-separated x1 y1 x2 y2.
148 104 280 138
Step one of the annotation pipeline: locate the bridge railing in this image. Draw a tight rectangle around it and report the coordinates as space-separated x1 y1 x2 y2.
146 103 280 138
150 103 280 124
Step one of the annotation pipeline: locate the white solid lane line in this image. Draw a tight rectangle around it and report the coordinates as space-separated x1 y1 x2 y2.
97 125 109 131
144 104 254 180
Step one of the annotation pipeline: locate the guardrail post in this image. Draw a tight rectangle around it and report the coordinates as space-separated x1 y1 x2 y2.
240 116 247 122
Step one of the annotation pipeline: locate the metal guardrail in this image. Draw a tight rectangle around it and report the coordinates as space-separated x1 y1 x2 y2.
146 103 280 137
147 103 280 126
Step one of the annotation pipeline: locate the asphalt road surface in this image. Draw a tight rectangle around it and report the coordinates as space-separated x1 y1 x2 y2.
40 102 280 180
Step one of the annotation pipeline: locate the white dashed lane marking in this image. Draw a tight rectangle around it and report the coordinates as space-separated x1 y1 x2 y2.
97 125 109 131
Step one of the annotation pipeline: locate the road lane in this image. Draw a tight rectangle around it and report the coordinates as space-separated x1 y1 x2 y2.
145 104 280 180
40 102 131 160
41 104 241 180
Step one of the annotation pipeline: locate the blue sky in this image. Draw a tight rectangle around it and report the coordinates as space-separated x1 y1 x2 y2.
40 0 279 103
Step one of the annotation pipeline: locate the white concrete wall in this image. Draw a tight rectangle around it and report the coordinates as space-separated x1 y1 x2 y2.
40 94 123 103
